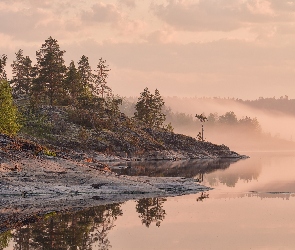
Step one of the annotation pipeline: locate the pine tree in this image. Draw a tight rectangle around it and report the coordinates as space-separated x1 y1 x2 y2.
34 36 66 106
78 55 93 95
0 54 7 80
134 87 153 126
152 89 166 127
0 80 21 135
64 60 81 105
77 55 93 107
93 58 111 98
134 88 166 127
11 49 34 97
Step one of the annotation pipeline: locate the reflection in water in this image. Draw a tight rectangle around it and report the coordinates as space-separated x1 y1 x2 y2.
247 192 295 200
111 158 240 178
7 203 122 250
136 198 167 228
196 192 209 202
204 157 262 187
5 153 295 250
112 157 262 189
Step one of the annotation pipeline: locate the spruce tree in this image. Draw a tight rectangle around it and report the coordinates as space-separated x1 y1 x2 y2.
93 58 111 98
11 49 34 97
64 61 81 105
34 36 66 106
153 89 166 127
134 88 166 127
78 55 93 95
134 87 153 126
0 80 21 135
77 55 93 107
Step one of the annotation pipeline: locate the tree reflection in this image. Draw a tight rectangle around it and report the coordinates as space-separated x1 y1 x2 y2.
136 198 167 227
196 192 209 202
11 203 122 250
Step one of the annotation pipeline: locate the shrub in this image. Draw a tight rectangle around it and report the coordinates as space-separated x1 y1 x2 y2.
0 80 21 135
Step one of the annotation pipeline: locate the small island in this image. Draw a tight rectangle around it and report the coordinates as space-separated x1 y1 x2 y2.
0 37 245 233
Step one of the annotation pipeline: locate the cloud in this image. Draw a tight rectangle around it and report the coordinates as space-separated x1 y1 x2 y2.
81 3 122 24
61 38 295 99
0 8 47 39
143 29 173 43
119 0 136 8
150 0 287 32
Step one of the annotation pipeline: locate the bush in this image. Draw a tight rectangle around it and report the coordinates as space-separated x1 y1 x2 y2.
0 80 21 135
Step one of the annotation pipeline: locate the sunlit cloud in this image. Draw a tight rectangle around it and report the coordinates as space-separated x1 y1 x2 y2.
0 0 295 99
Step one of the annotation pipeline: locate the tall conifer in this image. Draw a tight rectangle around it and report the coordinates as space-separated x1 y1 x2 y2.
11 49 34 97
34 37 66 106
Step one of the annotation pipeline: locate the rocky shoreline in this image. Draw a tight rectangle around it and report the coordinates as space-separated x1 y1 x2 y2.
0 133 246 233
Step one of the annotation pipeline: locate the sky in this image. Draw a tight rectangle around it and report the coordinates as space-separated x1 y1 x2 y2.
1 0 295 99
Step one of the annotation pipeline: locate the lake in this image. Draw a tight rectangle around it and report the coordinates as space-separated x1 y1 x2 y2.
2 151 295 249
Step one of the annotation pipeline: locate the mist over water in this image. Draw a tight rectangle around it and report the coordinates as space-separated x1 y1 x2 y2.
163 97 295 151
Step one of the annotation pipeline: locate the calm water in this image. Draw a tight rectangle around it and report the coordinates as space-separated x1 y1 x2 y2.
2 151 295 250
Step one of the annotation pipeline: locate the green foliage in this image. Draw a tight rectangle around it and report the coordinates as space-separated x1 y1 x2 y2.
11 49 34 97
0 231 12 249
163 122 174 132
63 60 81 105
19 110 54 138
134 88 166 128
43 211 57 219
76 55 94 107
43 148 56 157
93 58 111 98
0 54 7 80
0 80 21 135
34 36 67 106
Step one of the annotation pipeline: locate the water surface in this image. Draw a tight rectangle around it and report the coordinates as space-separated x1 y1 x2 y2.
2 151 295 249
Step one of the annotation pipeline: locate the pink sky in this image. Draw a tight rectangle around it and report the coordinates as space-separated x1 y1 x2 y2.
1 0 295 99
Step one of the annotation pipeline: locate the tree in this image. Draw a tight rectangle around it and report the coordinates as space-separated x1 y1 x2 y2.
93 58 111 98
239 116 261 133
195 113 207 141
11 49 34 97
77 55 93 106
64 60 81 105
153 89 166 127
34 36 66 106
195 113 208 123
0 80 21 135
207 113 218 125
134 87 166 128
219 111 238 125
0 54 7 80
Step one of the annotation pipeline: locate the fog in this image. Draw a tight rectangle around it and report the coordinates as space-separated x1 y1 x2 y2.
163 97 295 151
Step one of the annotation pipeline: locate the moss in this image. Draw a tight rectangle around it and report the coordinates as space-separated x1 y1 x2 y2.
43 148 56 157
44 211 57 220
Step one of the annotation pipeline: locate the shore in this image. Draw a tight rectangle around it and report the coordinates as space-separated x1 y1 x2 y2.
0 155 210 232
0 133 247 233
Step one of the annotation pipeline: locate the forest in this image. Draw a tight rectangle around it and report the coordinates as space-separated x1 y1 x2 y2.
1 36 293 152
0 37 168 143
